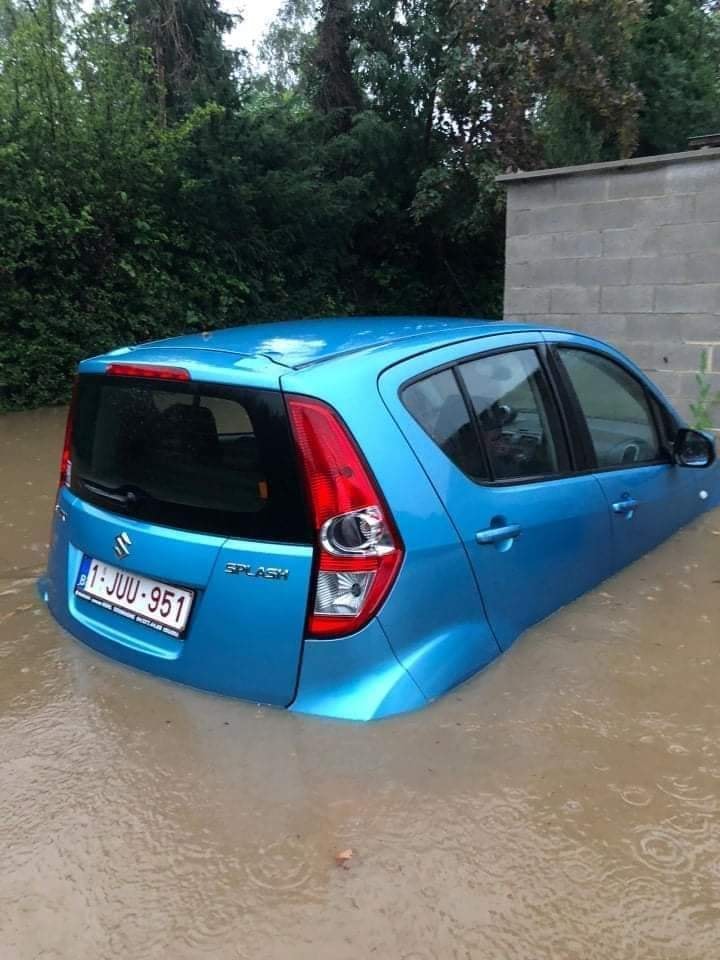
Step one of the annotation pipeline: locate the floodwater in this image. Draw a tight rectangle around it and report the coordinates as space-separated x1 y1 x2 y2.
1 407 720 960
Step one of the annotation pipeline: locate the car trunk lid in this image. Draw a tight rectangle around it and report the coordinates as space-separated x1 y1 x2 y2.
60 363 313 706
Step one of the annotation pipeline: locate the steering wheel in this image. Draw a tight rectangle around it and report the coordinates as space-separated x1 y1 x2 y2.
605 439 649 466
494 402 517 427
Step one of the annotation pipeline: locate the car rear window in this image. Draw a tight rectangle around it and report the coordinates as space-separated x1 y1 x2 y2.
70 375 311 542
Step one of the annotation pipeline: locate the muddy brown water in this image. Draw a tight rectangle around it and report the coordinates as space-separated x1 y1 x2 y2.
1 407 720 960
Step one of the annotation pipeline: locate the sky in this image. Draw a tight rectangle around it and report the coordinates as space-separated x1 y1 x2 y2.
221 1 284 51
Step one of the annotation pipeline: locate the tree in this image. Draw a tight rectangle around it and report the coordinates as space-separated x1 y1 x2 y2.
439 0 553 171
539 0 647 165
311 0 362 122
122 0 241 122
257 0 317 91
634 0 720 155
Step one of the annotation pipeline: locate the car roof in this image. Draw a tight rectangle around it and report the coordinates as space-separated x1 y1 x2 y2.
121 316 535 370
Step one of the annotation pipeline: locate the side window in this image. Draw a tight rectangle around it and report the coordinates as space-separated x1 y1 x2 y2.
557 348 663 468
402 369 488 480
458 349 564 481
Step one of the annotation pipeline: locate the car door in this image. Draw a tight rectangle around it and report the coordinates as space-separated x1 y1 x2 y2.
548 334 703 573
380 332 613 652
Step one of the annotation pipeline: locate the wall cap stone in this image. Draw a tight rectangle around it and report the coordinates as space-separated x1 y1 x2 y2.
496 147 720 186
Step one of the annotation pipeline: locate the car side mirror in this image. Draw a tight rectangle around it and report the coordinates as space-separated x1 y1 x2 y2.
673 428 716 468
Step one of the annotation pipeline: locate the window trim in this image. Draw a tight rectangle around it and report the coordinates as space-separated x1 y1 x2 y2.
400 343 574 488
451 365 493 481
550 344 673 475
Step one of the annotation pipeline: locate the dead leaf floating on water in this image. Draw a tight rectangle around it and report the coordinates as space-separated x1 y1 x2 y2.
335 848 353 869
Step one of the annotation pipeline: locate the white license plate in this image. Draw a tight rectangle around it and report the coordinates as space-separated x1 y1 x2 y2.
75 555 194 638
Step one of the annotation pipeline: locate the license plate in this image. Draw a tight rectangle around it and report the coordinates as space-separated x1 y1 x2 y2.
75 555 194 638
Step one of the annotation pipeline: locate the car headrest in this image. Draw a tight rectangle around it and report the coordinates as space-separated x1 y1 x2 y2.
159 403 221 462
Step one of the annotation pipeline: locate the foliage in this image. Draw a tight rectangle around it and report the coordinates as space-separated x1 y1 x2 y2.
0 0 719 409
635 0 720 155
543 0 647 163
122 0 242 121
690 351 720 432
256 0 316 90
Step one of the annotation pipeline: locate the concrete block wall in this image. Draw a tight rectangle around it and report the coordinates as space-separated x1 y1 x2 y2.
498 149 720 425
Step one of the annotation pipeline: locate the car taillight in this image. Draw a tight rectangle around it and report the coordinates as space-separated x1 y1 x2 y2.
287 395 403 639
59 377 79 489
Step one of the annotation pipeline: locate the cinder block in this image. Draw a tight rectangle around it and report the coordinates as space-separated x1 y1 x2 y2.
581 199 642 230
506 261 532 287
608 168 669 199
642 342 709 372
671 397 694 422
506 287 551 315
560 314 590 332
552 314 627 338
576 259 630 286
667 158 720 193
658 221 720 255
550 286 600 314
601 286 654 314
625 314 683 341
506 234 553 263
554 174 608 204
639 194 695 227
618 341 701 371
528 204 590 234
529 259 578 286
680 370 720 397
654 284 720 314
507 210 532 236
602 227 660 258
581 314 628 338
674 343 712 374
553 315 592 334
502 314 539 325
506 179 557 210
616 341 655 368
681 314 720 341
630 255 688 285
687 252 720 283
694 188 720 221
511 314 556 324
647 369 684 397
553 231 602 258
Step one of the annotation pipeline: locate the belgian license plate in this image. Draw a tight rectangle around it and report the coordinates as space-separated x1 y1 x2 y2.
75 555 194 638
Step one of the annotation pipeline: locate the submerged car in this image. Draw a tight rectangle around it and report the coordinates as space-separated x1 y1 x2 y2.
40 317 717 720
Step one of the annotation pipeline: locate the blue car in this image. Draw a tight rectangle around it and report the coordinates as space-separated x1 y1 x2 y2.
41 318 717 720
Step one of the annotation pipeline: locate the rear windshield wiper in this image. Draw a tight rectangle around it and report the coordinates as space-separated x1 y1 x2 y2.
79 478 154 507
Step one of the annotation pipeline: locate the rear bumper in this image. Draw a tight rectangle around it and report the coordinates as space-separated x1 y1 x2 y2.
289 626 427 721
40 586 427 721
40 504 427 722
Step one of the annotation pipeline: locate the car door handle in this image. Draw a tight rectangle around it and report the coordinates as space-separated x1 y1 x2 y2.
612 497 639 516
476 523 522 545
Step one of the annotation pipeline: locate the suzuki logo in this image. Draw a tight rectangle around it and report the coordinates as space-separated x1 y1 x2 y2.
114 532 132 559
